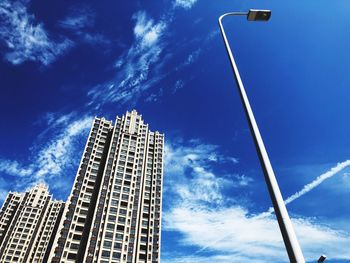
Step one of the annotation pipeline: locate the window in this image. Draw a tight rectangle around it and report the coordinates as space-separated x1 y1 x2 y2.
110 207 117 215
103 241 112 249
70 243 79 250
117 225 125 231
101 250 110 258
119 209 127 215
111 199 119 206
112 252 121 259
78 217 85 223
105 232 113 239
115 233 123 240
112 192 119 198
67 253 76 260
73 234 81 241
114 242 122 249
106 223 115 230
125 174 132 180
75 225 84 232
140 245 147 251
108 215 117 222
80 209 88 215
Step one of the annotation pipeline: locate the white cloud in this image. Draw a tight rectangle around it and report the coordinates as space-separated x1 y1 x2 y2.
164 139 244 206
87 11 168 107
164 204 350 262
162 139 350 263
0 0 72 65
174 0 198 9
175 166 229 205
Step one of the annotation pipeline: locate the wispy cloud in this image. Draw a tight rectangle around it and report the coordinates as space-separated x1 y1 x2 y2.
162 139 350 262
34 115 92 179
87 10 168 107
172 80 184 94
0 0 72 65
0 178 9 202
0 113 92 195
171 35 215 95
0 159 33 177
165 139 239 177
58 7 110 46
233 174 253 186
58 8 94 30
174 0 198 9
183 48 201 66
84 3 216 106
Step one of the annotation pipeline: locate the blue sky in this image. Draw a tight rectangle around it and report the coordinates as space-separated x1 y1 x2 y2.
1 0 350 262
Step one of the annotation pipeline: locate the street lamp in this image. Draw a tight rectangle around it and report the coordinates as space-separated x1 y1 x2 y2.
218 9 305 263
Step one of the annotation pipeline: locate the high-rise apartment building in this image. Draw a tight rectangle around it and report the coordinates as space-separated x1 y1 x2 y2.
0 184 64 263
49 110 164 263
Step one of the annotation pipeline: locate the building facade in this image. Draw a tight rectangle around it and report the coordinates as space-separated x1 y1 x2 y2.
49 110 164 263
0 184 64 263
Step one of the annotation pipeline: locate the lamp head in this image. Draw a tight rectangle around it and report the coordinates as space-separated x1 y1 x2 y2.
318 255 327 263
247 9 271 21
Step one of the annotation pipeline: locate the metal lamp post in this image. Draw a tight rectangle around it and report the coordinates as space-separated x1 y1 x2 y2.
218 9 305 263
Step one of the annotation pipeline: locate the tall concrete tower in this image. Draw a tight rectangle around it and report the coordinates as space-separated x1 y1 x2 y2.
50 110 164 263
0 184 64 263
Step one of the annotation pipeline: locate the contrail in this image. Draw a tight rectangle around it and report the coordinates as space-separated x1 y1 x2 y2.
284 159 350 205
261 160 350 215
192 159 350 254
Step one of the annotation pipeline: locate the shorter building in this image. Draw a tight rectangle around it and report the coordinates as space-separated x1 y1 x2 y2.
0 184 64 263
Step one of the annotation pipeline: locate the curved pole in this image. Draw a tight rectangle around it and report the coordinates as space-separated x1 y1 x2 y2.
218 12 305 263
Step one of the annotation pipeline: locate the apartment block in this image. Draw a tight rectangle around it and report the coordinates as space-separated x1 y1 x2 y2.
0 184 64 263
49 110 164 263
